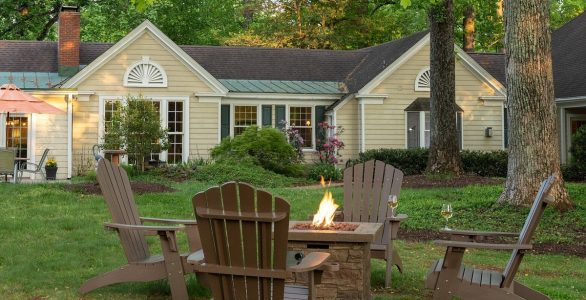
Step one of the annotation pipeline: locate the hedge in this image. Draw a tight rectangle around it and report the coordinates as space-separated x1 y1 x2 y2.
357 148 508 177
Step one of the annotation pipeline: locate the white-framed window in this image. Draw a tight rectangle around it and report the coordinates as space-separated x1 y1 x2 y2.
289 106 313 148
414 67 431 91
233 105 258 136
99 96 188 164
406 111 463 149
123 56 168 87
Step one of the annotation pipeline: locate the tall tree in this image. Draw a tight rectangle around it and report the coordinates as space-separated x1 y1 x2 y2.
426 0 463 175
499 0 572 209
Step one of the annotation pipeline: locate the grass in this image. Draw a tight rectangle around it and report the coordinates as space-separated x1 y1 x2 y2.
0 179 585 299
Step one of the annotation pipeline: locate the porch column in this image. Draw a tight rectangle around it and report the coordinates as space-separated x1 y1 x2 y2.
67 94 73 179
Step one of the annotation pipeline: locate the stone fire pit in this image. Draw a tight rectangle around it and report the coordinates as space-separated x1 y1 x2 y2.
288 221 382 300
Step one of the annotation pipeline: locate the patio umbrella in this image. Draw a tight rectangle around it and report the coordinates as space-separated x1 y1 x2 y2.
0 84 65 118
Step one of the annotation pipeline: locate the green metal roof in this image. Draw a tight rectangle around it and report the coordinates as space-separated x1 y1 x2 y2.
0 72 69 89
219 79 346 94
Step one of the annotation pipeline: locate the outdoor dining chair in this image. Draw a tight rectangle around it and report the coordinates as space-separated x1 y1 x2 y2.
0 149 15 182
16 148 49 182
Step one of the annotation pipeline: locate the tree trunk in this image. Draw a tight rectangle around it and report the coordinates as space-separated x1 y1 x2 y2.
426 0 463 175
499 0 572 209
463 5 475 52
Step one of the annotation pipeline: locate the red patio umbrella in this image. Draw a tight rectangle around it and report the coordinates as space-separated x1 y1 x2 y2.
0 84 65 116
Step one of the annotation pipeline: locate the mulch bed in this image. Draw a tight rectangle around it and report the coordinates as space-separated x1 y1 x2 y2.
402 174 504 188
65 182 176 195
399 229 586 258
292 222 359 231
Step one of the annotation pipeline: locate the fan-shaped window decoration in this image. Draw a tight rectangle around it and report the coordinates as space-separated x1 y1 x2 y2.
123 56 168 87
415 67 431 91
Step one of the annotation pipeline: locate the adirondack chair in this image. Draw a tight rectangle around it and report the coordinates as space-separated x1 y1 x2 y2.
79 158 202 300
425 176 556 300
188 182 334 300
342 160 406 288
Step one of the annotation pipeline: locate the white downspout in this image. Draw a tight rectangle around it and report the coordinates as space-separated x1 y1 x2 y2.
360 99 366 152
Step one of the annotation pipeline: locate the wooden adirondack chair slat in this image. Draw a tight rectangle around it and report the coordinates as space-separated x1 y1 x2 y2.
426 176 555 300
189 182 332 300
81 159 200 300
343 160 406 288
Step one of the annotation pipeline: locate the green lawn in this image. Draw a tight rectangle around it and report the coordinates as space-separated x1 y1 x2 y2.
0 179 584 299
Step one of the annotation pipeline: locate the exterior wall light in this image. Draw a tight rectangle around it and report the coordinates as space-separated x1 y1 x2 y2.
485 127 493 137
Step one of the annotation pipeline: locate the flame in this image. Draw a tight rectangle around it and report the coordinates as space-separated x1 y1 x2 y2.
312 176 339 228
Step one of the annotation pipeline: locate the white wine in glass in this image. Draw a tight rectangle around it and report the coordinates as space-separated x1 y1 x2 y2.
441 204 453 230
387 195 398 217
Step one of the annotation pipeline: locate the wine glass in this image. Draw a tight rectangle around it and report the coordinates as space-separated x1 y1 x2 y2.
441 204 453 230
387 195 398 217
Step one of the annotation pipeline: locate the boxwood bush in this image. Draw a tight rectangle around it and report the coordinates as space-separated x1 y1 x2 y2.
210 126 303 176
308 162 343 181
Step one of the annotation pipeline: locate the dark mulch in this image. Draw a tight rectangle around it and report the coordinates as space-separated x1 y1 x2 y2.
65 182 177 195
402 174 504 188
399 229 586 258
292 222 359 231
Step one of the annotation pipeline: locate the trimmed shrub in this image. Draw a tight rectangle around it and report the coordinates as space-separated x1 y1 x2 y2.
562 164 586 182
564 125 586 181
358 148 508 177
461 150 508 177
194 160 307 188
210 126 303 176
308 163 343 181
358 148 429 175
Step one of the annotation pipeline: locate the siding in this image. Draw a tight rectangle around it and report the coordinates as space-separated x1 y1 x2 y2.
363 44 503 152
31 95 68 179
73 31 218 165
335 99 360 162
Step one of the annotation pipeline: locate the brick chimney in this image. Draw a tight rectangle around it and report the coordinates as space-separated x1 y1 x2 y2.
58 6 80 76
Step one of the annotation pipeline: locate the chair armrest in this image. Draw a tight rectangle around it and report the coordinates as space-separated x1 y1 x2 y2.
440 229 518 237
386 213 408 222
288 252 331 273
104 222 184 236
434 240 532 250
19 162 39 170
140 217 198 225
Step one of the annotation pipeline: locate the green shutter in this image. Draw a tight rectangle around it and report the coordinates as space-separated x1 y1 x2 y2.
275 105 286 129
262 105 272 127
220 104 230 140
315 105 327 143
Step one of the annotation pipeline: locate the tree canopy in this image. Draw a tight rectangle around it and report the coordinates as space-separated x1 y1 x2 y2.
0 0 583 51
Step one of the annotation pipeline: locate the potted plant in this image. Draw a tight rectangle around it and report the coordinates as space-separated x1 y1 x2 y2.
45 158 58 180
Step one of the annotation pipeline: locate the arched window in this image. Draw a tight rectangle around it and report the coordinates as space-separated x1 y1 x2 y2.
123 56 167 87
414 67 431 91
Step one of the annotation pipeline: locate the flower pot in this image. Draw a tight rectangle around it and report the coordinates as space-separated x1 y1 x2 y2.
45 166 58 180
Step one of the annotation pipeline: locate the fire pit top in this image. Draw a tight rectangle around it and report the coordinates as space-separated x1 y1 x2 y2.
288 221 382 243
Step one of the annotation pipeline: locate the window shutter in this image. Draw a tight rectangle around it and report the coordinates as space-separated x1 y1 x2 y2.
275 105 286 129
220 104 230 140
315 105 326 143
262 105 272 127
